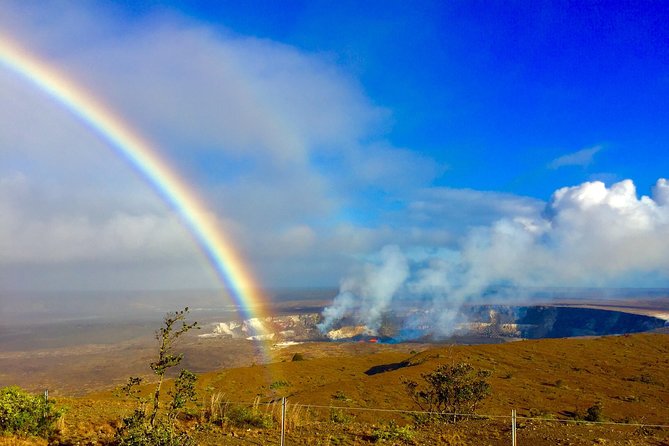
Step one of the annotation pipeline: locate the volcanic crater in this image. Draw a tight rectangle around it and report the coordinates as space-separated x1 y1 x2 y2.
199 303 669 345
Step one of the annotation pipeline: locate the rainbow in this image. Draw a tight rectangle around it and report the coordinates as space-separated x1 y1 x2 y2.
0 37 270 335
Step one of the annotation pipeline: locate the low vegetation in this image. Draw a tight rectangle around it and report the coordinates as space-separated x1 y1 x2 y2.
402 362 491 423
221 402 273 429
1 322 668 445
370 421 415 443
0 386 62 439
269 380 290 390
584 401 604 422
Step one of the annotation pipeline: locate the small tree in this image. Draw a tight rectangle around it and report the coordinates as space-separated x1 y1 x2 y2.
403 362 491 423
115 307 199 446
149 307 198 426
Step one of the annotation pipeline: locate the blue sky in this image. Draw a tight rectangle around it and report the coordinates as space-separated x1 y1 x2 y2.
106 1 669 192
1 1 669 296
156 0 669 197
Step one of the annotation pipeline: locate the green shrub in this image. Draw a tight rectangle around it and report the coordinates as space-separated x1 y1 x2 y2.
291 353 305 361
0 386 62 438
115 411 194 446
329 408 352 424
269 380 290 390
585 402 604 422
168 370 198 421
332 390 348 401
402 362 491 423
225 405 273 428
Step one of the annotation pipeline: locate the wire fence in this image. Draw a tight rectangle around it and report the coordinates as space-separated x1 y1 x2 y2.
205 396 669 445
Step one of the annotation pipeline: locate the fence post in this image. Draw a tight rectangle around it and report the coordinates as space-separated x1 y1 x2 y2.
44 389 49 420
280 397 286 446
511 409 517 446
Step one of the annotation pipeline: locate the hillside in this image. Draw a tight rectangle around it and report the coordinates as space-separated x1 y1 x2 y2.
4 333 664 445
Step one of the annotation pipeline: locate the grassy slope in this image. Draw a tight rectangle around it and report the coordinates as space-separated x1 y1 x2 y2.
6 333 669 445
196 333 669 424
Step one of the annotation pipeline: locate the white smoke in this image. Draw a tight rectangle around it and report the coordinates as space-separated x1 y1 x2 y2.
320 178 669 337
319 245 408 333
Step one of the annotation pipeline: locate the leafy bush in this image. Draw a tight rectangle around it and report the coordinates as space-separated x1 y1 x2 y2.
225 404 273 428
291 353 305 361
203 394 272 429
403 362 491 423
269 380 290 390
115 411 194 446
585 402 604 422
0 386 62 438
329 408 352 424
331 390 348 401
168 370 198 421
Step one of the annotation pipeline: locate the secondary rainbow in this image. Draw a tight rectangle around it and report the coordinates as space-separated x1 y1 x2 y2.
0 37 269 329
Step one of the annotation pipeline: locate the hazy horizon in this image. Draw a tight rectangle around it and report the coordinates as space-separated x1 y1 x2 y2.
2 286 668 325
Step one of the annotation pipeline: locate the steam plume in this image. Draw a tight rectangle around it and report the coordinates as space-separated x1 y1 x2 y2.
319 245 408 334
320 178 669 337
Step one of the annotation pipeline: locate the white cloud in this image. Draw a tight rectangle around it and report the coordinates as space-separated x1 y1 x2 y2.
456 178 669 287
548 145 602 169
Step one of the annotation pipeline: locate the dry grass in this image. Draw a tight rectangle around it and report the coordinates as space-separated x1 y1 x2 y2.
190 333 669 427
2 333 668 444
205 391 228 424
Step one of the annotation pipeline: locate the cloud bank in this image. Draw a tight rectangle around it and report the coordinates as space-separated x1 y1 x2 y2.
0 3 439 290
